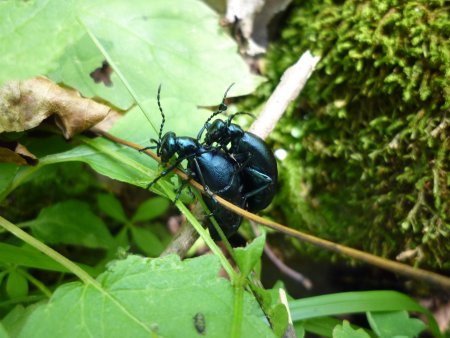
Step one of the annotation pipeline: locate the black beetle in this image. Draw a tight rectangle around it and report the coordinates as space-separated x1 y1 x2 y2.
197 86 278 213
143 85 245 239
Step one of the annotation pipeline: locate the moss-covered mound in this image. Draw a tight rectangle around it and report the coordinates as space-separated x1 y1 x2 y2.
253 0 449 269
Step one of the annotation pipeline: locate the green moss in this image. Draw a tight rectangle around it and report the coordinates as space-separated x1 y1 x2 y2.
250 0 449 269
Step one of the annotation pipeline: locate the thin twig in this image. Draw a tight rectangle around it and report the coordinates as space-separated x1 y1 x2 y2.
252 222 312 289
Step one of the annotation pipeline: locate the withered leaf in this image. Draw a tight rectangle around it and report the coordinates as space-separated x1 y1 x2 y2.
0 77 111 139
0 141 38 166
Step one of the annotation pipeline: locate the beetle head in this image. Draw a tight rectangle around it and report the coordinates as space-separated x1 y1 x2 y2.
159 131 178 163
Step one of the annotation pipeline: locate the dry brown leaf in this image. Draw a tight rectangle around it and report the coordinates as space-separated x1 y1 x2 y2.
225 0 292 55
0 141 38 165
0 76 111 139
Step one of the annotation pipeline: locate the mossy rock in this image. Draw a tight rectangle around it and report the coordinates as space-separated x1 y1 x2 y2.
248 0 449 269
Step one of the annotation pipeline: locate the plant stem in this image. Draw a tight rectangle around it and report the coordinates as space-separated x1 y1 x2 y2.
230 283 244 338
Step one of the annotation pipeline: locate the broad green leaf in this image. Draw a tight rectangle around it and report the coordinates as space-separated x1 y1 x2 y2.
131 197 170 222
1 0 263 200
97 193 128 223
367 311 426 338
332 320 370 338
79 0 262 108
130 226 165 257
27 200 114 249
6 271 28 299
234 234 266 278
1 0 262 138
0 0 80 84
48 33 133 110
78 0 264 148
11 255 276 338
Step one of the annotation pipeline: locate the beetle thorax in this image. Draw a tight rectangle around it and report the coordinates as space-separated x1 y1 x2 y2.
175 137 200 157
205 120 227 145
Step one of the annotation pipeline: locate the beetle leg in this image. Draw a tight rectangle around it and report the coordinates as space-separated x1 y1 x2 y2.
232 152 252 167
241 168 273 199
210 151 251 195
174 179 190 203
196 122 210 141
190 157 217 203
139 138 159 152
146 155 189 190
226 111 256 125
139 145 157 152
173 168 196 202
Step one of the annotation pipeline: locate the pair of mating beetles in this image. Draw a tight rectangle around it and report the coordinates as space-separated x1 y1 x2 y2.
143 84 278 239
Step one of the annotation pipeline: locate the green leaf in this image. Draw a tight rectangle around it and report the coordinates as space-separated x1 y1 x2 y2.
367 311 426 338
300 317 341 338
130 226 164 257
6 270 28 299
2 0 263 199
1 0 262 138
3 304 41 338
77 0 264 151
0 163 18 199
0 243 68 272
79 0 262 111
234 234 266 279
10 255 276 338
131 197 170 222
294 322 306 338
42 131 157 189
48 33 133 110
288 290 441 337
0 322 10 338
332 320 370 338
27 200 114 249
270 303 289 338
97 193 128 223
0 0 80 84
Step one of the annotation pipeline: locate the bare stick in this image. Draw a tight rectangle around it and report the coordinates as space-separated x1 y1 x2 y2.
252 222 312 289
249 51 321 139
160 204 204 257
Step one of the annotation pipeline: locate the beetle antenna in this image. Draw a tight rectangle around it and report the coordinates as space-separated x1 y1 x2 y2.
156 84 165 143
226 111 256 126
203 83 235 127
